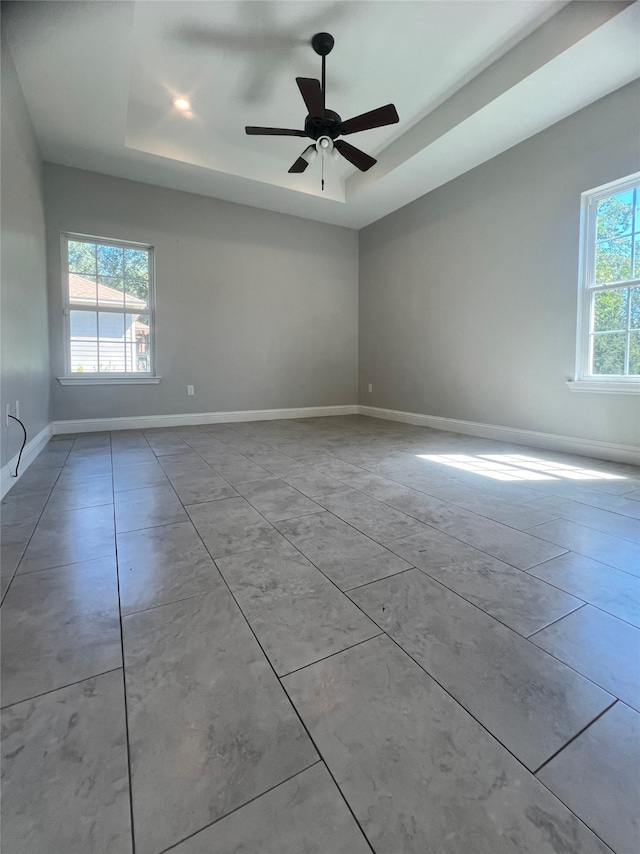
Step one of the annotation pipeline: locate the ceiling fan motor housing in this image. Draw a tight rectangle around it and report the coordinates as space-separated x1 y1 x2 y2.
304 109 342 140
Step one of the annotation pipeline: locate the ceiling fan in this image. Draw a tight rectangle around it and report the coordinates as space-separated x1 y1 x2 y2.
245 32 399 187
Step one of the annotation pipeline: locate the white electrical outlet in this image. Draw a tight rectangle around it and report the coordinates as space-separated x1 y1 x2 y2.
187 385 194 396
368 383 373 393
5 404 10 427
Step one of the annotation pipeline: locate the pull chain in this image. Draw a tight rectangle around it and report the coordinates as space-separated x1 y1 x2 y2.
321 152 325 192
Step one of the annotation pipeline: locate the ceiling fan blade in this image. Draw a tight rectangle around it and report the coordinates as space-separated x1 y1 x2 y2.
288 145 316 173
334 139 376 172
296 77 323 116
245 126 307 137
339 104 399 135
288 157 310 174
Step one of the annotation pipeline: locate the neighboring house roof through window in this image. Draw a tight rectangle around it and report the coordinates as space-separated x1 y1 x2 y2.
68 273 147 308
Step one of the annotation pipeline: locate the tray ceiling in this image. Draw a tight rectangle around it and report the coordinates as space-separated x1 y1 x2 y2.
4 1 639 228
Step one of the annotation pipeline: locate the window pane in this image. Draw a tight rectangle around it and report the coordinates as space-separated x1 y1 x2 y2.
634 234 640 279
631 287 640 330
96 275 125 307
68 272 98 307
593 289 628 331
124 277 149 308
124 248 150 308
68 241 96 276
97 244 123 277
98 312 125 373
592 332 626 375
595 236 632 284
124 248 148 277
127 312 151 373
629 331 640 376
596 190 633 240
69 310 98 372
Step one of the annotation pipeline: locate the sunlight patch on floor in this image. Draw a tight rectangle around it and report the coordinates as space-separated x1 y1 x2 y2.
416 453 627 482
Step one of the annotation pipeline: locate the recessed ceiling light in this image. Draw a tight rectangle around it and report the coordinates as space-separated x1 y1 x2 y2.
172 96 191 111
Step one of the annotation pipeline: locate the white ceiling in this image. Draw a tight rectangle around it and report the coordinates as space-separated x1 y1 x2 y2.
4 1 639 228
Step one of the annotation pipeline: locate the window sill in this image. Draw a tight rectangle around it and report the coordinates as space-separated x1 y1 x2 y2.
58 377 161 386
567 381 640 394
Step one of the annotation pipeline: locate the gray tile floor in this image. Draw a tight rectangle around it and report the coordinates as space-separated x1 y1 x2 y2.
1 415 639 854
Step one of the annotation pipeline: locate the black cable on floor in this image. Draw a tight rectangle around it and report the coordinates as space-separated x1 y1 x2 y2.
8 415 27 477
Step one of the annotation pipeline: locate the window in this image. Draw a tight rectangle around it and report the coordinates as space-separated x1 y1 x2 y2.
62 234 156 380
574 173 640 389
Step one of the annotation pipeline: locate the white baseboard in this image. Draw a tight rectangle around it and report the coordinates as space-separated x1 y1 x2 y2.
357 405 640 466
1 424 53 499
51 405 359 435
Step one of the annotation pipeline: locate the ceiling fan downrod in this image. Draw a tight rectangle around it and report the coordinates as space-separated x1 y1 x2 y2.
312 31 334 118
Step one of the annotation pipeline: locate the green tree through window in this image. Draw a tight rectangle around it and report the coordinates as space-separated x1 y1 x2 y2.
587 181 640 378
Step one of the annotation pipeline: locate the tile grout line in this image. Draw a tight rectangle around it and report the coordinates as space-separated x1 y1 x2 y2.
532 699 619 777
548 595 639 632
527 515 640 554
535 547 640 582
120 590 210 619
6 552 116 579
525 603 589 640
344 564 416 594
155 760 323 854
0 667 123 711
276 632 385 679
0 439 75 607
523 508 640 545
272 700 377 854
111 431 139 854
523 611 640 701
524 489 640 523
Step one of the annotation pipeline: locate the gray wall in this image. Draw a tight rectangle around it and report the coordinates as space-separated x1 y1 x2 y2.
45 165 358 422
359 81 640 447
1 40 50 465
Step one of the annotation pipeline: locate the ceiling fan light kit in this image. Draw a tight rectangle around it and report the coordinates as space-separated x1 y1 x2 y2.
245 32 399 190
301 145 317 165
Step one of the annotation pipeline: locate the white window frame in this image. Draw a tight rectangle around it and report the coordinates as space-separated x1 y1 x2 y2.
570 172 640 394
59 232 160 385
